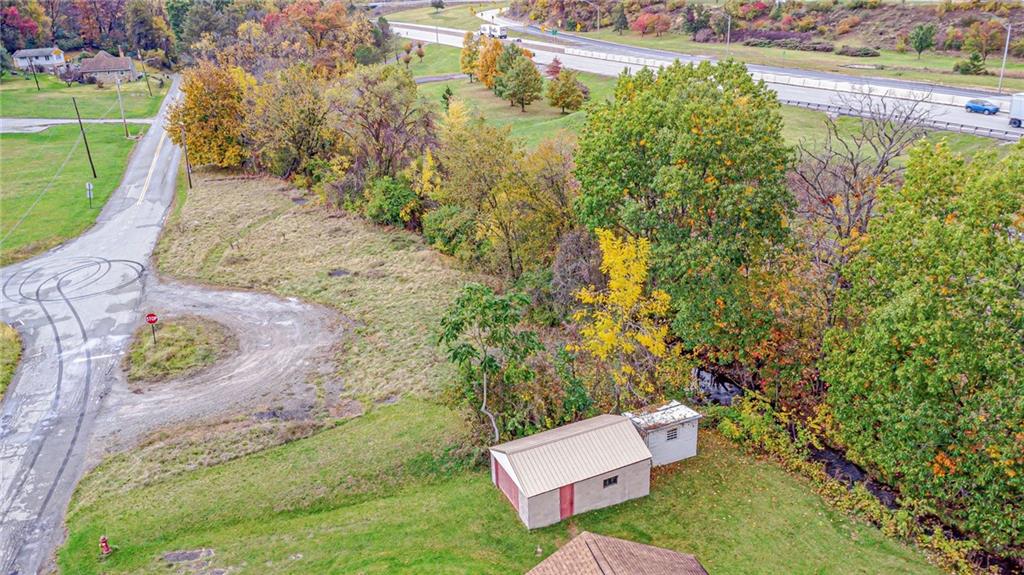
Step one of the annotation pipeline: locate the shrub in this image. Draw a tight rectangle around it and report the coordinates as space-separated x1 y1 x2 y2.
363 176 416 226
422 204 484 262
835 15 861 35
795 15 819 32
837 45 880 57
894 33 908 53
942 25 964 50
953 51 987 74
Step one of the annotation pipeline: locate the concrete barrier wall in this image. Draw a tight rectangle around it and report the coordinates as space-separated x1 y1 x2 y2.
565 46 1008 110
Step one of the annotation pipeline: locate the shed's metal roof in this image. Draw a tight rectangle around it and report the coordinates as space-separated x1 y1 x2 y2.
490 415 651 497
13 47 61 58
623 400 702 431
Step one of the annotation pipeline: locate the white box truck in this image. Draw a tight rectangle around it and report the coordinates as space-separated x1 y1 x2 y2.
1011 93 1024 128
479 24 508 38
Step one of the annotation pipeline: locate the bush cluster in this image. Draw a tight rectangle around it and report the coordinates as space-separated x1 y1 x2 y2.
744 37 835 51
837 44 880 56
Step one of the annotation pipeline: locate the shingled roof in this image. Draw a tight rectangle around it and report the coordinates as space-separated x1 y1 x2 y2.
527 532 708 575
13 47 61 58
80 51 134 74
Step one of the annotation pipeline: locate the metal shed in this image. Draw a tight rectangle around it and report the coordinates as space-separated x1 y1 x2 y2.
489 415 652 529
624 400 702 467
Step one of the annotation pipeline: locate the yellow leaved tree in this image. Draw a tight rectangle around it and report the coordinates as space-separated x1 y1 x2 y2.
167 61 252 168
570 228 672 412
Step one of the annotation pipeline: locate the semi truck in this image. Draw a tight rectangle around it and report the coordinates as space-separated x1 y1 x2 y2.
1011 93 1024 128
479 24 508 38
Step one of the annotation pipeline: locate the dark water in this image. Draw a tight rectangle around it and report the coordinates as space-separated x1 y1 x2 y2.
693 367 744 405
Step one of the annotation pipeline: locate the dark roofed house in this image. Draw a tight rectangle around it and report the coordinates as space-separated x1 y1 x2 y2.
79 50 138 84
527 531 709 575
12 47 65 71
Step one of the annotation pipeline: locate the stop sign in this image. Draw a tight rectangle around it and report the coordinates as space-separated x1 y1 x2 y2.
145 313 158 324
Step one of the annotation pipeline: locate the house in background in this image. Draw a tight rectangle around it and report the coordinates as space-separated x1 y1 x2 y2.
12 47 65 72
489 415 652 529
79 50 138 84
624 400 702 467
527 531 709 575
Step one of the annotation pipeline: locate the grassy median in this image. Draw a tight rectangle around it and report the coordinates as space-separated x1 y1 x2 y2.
124 316 236 383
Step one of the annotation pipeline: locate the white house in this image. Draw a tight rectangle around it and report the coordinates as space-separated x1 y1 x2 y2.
12 47 65 71
624 400 702 466
489 415 652 529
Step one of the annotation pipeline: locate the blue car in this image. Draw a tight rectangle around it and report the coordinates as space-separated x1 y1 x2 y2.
965 99 1000 115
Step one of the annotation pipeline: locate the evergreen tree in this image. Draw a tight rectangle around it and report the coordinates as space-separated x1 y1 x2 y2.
613 5 628 35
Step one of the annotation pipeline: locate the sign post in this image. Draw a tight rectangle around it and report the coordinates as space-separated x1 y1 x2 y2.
86 182 94 208
145 313 158 345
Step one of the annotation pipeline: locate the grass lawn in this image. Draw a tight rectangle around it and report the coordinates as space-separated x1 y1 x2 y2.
0 123 146 265
418 71 616 146
60 398 941 574
124 316 236 383
154 170 480 400
406 43 463 78
0 71 169 119
388 3 509 32
579 29 1024 93
0 322 21 400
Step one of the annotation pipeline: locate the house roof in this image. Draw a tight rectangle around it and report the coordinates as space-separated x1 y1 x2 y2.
490 415 651 497
80 51 134 74
527 531 709 575
13 47 61 58
624 400 702 432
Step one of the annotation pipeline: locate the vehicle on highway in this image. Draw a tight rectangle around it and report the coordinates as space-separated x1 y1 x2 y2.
1010 93 1024 128
965 99 999 115
480 24 508 38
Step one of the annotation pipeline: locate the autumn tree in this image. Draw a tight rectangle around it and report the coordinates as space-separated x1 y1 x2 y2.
505 56 543 111
167 60 251 167
243 64 334 179
282 0 372 71
475 36 502 88
545 56 562 78
330 64 435 203
439 283 542 442
570 229 672 413
823 142 1024 552
576 61 793 385
963 20 1006 61
459 30 479 81
546 69 584 113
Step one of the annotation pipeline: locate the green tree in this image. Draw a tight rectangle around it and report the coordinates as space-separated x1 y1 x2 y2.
908 23 935 59
575 61 793 378
612 4 628 35
438 284 542 441
459 30 479 81
953 51 986 75
505 56 544 112
492 42 524 105
546 69 584 113
823 142 1024 552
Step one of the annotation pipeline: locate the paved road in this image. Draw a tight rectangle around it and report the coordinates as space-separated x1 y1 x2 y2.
0 78 340 573
393 17 1023 140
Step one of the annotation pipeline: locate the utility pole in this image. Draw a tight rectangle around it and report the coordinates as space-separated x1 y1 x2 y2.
31 64 40 91
998 22 1012 94
115 78 129 138
180 126 193 189
137 52 153 97
72 97 97 178
726 15 732 50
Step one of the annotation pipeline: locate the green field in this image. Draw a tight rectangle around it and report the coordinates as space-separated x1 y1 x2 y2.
0 124 145 264
60 397 940 574
406 43 464 77
0 71 169 119
578 28 1024 93
389 3 510 32
418 71 616 146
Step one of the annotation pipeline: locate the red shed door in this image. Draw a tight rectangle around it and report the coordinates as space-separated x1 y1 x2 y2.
559 484 574 520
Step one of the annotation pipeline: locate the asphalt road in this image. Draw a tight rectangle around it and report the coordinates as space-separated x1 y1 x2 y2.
393 16 1023 140
0 79 340 573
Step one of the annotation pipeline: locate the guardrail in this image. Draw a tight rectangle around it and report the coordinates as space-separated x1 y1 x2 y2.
563 47 1011 111
779 99 1022 142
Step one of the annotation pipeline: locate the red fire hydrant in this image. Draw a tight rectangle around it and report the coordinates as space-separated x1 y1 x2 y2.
99 535 111 556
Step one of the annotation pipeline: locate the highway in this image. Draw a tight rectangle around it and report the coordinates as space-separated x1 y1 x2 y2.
393 11 1022 141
